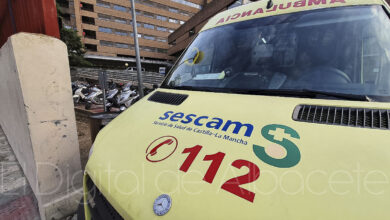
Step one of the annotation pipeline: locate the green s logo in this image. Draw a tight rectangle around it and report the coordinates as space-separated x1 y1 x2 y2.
253 124 301 168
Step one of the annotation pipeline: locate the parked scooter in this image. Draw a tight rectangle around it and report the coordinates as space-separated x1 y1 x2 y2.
105 81 119 111
72 80 141 111
115 82 139 111
72 81 90 104
85 86 104 105
106 82 119 102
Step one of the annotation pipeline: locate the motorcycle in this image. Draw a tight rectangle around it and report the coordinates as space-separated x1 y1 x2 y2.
72 81 90 104
72 80 141 111
115 82 139 111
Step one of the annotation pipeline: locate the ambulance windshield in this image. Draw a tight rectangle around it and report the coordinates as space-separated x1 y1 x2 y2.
164 5 390 101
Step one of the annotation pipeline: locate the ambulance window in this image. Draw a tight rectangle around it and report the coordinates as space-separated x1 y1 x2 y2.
164 5 390 100
362 34 382 84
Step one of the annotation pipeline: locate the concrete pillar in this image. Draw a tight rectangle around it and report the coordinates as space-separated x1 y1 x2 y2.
0 33 83 220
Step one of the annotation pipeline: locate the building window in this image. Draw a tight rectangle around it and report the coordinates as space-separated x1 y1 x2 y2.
98 14 111 21
64 25 72 30
169 18 178 24
80 2 94 11
100 40 114 47
132 0 195 16
136 0 155 7
168 29 174 33
179 20 185 25
85 44 97 51
82 16 95 25
83 29 96 39
143 35 155 40
114 17 127 24
135 10 142 15
156 26 167 32
98 27 112 33
157 48 167 54
168 7 179 13
180 11 190 16
131 21 142 27
113 4 127 12
144 23 154 29
96 0 110 8
115 30 128 36
171 0 201 9
115 43 130 48
141 46 155 52
156 37 167 42
143 12 154 18
156 15 167 21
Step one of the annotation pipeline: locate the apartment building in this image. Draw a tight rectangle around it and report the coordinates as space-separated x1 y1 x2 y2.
57 0 205 71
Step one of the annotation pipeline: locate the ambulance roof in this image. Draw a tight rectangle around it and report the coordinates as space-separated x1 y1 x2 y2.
200 0 388 32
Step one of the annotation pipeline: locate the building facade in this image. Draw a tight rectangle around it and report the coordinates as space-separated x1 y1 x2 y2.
57 0 205 71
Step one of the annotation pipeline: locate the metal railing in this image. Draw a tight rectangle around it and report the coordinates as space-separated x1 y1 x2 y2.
71 67 166 86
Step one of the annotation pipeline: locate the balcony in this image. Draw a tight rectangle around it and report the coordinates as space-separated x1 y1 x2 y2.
82 16 95 25
80 2 94 12
85 44 97 51
83 30 96 39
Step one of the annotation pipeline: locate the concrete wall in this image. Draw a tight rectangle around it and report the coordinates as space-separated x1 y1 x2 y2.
0 33 82 220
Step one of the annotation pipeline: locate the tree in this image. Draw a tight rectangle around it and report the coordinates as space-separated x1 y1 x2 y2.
60 28 92 66
57 5 92 67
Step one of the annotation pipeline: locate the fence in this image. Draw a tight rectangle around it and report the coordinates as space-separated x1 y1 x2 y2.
71 67 166 87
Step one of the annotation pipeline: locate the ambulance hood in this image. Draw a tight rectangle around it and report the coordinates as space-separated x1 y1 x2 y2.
86 88 390 220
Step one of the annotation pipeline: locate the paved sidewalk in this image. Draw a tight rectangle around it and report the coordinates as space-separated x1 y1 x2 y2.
0 126 40 220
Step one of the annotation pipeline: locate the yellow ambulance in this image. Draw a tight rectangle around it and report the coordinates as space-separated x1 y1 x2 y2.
82 0 390 219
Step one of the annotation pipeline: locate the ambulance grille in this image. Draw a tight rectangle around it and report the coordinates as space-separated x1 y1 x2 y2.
86 177 123 220
293 105 390 130
148 91 188 105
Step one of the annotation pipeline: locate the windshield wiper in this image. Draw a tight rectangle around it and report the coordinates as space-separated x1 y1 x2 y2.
300 90 390 102
299 89 370 101
164 86 320 98
163 86 374 101
213 88 369 101
220 88 370 101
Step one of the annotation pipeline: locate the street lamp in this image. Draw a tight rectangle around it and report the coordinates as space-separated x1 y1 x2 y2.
129 0 144 98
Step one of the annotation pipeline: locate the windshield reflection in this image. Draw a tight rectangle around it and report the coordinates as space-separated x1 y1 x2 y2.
164 6 390 101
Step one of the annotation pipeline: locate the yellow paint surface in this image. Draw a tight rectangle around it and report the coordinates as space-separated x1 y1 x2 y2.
84 87 390 219
83 1 390 219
